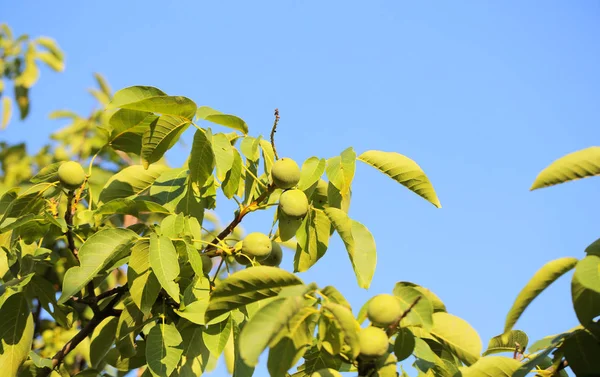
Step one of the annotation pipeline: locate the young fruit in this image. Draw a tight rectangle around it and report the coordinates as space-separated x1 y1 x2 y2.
311 368 342 377
261 241 283 267
201 254 213 275
271 158 301 189
241 232 272 261
367 294 403 328
358 327 389 360
279 189 309 219
58 161 86 191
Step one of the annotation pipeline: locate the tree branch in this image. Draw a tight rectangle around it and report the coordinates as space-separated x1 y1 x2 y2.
270 108 280 160
386 296 422 337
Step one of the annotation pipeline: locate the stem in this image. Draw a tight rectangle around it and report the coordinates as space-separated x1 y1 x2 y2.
270 108 280 160
386 296 422 337
210 257 225 288
241 163 268 190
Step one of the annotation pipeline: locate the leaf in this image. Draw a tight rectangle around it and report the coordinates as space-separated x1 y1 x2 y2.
530 146 600 190
99 164 168 204
0 293 34 376
141 115 191 168
188 129 215 189
148 168 188 211
222 148 243 199
95 199 170 217
326 147 356 196
300 346 342 375
205 266 303 323
394 327 416 361
14 85 29 120
24 276 69 327
15 43 39 88
89 317 118 368
239 296 304 366
358 150 441 208
376 352 398 377
202 316 232 356
108 109 158 155
394 281 446 313
571 255 600 331
259 139 275 175
503 257 578 333
35 36 64 61
175 323 210 377
149 233 180 303
108 86 196 119
323 302 360 359
430 312 482 366
320 286 351 311
196 106 248 135
454 356 522 377
212 133 234 181
294 208 331 273
93 73 111 97
482 330 528 356
297 157 326 191
585 237 600 257
1 96 11 130
128 239 161 315
561 329 600 377
58 229 138 303
392 285 434 330
35 51 64 71
30 162 62 184
146 323 184 377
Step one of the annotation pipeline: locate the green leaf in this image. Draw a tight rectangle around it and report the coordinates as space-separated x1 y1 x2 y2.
212 133 234 181
35 51 64 72
89 317 118 368
268 337 307 377
128 239 161 315
482 330 528 356
394 327 416 361
585 237 600 257
99 164 168 204
58 229 138 303
24 276 69 327
202 316 232 356
0 293 34 376
175 323 210 377
300 346 342 375
530 146 600 190
1 96 11 130
149 233 180 304
454 356 522 377
149 168 188 211
141 115 191 169
93 73 111 97
15 43 39 88
188 129 215 189
240 136 260 161
239 296 304 367
14 86 29 120
357 150 441 208
294 208 331 273
326 147 356 196
108 109 158 155
392 284 434 330
323 302 360 359
430 312 482 366
259 139 275 175
297 157 326 192
562 329 600 377
35 36 64 60
503 257 578 333
571 255 600 331
95 199 170 217
108 86 196 119
376 352 398 377
222 148 243 199
146 323 184 377
320 286 351 311
205 266 303 323
30 162 62 184
196 106 248 135
526 328 577 353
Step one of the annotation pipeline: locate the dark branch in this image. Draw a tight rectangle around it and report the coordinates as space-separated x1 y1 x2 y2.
386 296 422 337
270 108 280 160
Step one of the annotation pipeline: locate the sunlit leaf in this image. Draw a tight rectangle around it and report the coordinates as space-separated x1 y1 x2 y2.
141 115 191 168
454 356 522 377
149 233 180 303
196 106 248 135
149 168 188 211
58 229 138 303
128 239 161 315
89 317 118 368
108 109 158 155
202 316 232 356
530 147 600 190
99 164 168 204
326 147 356 197
430 312 482 366
571 255 600 332
189 129 215 189
297 157 326 192
482 330 528 356
392 284 434 330
146 323 184 377
1 96 11 130
323 302 360 359
394 281 446 313
108 86 196 120
562 329 600 376
211 133 234 182
222 148 243 199
503 257 578 333
294 208 331 272
95 199 170 217
358 150 441 208
0 293 34 376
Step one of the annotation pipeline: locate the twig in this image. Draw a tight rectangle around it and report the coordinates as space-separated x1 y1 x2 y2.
270 108 280 160
210 257 226 290
386 296 422 336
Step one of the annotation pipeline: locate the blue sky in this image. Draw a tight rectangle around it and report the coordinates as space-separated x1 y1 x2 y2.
3 1 600 376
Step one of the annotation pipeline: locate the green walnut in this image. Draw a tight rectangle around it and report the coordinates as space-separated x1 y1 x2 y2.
358 327 389 360
271 157 301 189
261 241 283 267
279 189 309 219
201 254 213 275
58 161 86 191
367 294 403 328
310 368 342 377
241 232 272 261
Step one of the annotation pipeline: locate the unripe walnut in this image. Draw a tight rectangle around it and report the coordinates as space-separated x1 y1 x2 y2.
367 294 403 328
271 158 301 189
261 241 283 267
58 161 85 191
241 232 272 261
358 327 389 360
201 254 213 275
279 189 309 219
311 368 342 377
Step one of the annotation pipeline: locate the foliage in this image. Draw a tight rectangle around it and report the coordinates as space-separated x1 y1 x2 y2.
0 25 598 377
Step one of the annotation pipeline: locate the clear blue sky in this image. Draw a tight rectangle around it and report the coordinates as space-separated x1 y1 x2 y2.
3 1 600 376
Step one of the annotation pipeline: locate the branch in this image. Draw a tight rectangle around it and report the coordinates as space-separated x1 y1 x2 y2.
270 108 280 160
41 290 124 376
203 184 276 257
386 296 422 336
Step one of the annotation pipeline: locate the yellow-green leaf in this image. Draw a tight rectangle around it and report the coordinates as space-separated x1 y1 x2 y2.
430 312 482 366
1 96 11 130
571 255 600 331
148 233 180 304
108 86 196 120
503 257 578 333
196 106 248 135
482 330 528 356
530 147 600 190
0 293 34 376
358 150 441 208
454 356 522 377
99 164 168 204
146 323 183 377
